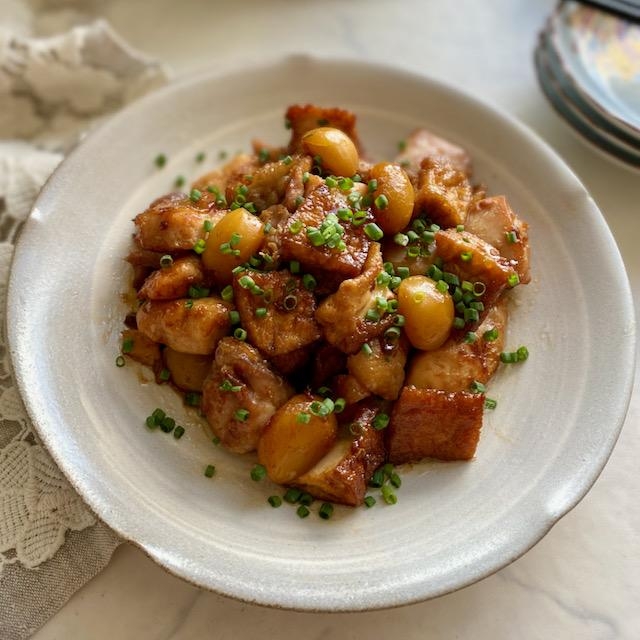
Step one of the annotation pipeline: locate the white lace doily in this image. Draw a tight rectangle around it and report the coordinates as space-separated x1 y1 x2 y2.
0 18 167 639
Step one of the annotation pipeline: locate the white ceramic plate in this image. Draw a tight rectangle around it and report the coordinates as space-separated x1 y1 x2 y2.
8 56 636 611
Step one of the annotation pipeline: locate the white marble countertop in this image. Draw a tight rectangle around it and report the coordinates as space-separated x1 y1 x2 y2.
26 0 639 637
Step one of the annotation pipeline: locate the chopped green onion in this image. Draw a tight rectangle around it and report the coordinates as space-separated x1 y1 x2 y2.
368 468 385 488
381 485 397 505
460 251 473 262
250 463 266 481
145 415 157 429
255 307 268 318
361 342 373 355
193 239 206 254
397 266 410 279
204 464 215 478
428 265 443 281
173 426 185 439
517 346 529 361
122 338 134 354
212 435 221 445
174 176 185 188
238 275 255 289
185 392 201 406
367 179 378 192
289 220 303 234
384 327 401 341
233 328 247 341
325 176 338 188
394 314 405 327
333 398 346 413
160 416 175 433
297 505 310 518
160 254 173 268
258 148 270 163
284 488 302 504
453 317 465 329
508 273 520 287
283 294 298 311
289 260 301 274
268 495 282 507
299 492 314 506
365 309 380 323
373 413 390 430
190 188 202 202
443 272 460 286
390 472 402 488
229 310 240 325
470 380 486 393
154 153 167 168
376 272 391 286
364 223 384 241
195 151 206 163
115 355 125 367
302 274 316 291
464 307 479 323
485 398 498 410
221 285 234 301
464 331 478 343
483 328 499 341
296 412 311 424
406 245 421 258
374 194 389 210
436 280 449 294
364 496 376 508
318 502 334 520
505 231 518 244
219 379 242 392
159 368 171 382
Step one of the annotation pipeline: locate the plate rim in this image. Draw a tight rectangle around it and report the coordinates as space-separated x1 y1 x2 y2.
7 53 637 611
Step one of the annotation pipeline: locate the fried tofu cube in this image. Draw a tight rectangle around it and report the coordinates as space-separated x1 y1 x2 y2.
387 387 484 463
415 157 473 228
280 185 370 280
294 401 386 506
286 104 362 154
233 270 321 357
137 256 206 301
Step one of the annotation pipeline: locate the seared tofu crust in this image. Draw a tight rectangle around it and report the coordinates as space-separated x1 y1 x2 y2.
294 400 385 506
395 128 471 176
388 387 484 463
138 256 206 301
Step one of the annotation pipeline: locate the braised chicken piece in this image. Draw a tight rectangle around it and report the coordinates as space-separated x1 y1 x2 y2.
201 338 293 453
280 185 371 280
294 400 386 506
285 104 362 154
395 128 472 176
232 270 321 357
435 228 519 311
138 256 206 300
136 297 231 355
387 387 485 463
134 193 215 252
347 336 409 401
414 157 473 228
464 196 531 284
315 243 395 354
406 299 507 392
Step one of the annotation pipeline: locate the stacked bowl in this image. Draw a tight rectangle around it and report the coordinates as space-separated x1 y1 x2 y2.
535 1 640 169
